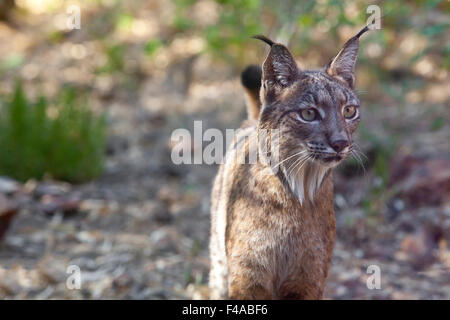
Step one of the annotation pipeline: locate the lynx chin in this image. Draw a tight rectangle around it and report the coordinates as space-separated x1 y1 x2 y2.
209 26 371 299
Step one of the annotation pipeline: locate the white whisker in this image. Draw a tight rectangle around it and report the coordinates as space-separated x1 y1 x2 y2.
272 149 307 169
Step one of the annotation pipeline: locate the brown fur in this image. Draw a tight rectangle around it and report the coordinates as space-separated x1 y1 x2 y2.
210 27 369 299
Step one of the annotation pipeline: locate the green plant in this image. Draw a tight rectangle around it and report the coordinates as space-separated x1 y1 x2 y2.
0 81 106 182
97 43 126 74
144 38 164 57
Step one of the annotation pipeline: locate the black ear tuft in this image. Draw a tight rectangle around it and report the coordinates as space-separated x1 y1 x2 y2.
355 25 370 39
325 26 371 88
241 65 262 91
252 35 275 47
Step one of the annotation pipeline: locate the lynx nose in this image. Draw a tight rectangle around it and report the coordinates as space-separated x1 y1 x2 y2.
330 139 349 153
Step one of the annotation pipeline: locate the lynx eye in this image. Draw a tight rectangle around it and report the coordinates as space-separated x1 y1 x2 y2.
300 108 318 122
343 105 357 119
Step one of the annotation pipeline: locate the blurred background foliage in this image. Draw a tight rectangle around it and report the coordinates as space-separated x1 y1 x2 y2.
0 0 447 196
0 0 447 205
0 0 448 300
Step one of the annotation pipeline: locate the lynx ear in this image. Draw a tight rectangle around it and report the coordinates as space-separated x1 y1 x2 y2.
253 35 299 92
325 26 370 88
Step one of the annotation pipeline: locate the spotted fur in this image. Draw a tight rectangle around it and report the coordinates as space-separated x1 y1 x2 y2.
209 27 369 299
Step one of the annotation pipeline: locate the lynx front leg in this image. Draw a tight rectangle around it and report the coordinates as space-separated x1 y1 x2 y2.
227 259 272 299
279 278 326 300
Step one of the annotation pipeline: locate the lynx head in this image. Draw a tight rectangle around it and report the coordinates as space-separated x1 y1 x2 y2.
255 27 369 203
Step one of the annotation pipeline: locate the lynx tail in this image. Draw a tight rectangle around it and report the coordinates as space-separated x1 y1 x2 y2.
241 65 262 120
